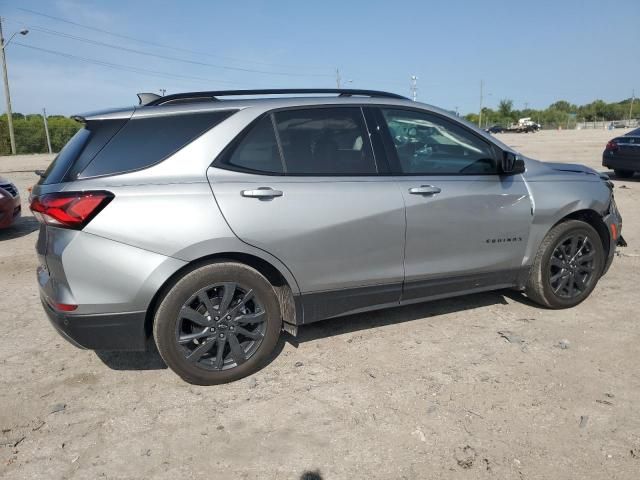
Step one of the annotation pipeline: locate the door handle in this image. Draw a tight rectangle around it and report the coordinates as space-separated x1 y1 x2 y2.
408 185 441 195
241 187 283 199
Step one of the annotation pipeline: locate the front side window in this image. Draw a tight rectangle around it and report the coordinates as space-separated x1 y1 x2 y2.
273 107 377 175
381 109 497 175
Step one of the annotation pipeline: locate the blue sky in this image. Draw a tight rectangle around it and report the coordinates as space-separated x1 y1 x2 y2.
1 0 639 115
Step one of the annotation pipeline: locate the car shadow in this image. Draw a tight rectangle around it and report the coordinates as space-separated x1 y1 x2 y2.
0 215 39 241
95 341 168 371
300 471 323 480
95 328 288 372
94 290 521 372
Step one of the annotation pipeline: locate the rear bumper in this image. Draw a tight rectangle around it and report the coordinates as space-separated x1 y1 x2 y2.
602 154 640 171
41 297 147 351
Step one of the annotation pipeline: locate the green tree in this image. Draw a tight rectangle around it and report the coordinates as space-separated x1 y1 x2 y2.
498 99 514 118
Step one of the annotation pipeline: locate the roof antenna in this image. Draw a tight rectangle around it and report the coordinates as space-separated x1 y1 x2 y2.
137 92 161 106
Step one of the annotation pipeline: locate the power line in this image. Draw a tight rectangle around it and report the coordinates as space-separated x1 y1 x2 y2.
21 24 332 78
13 42 251 86
16 7 332 73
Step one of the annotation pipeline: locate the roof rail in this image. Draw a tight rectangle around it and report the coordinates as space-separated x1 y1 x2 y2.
143 88 407 106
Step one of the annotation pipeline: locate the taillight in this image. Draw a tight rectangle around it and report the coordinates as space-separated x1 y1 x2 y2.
30 191 114 229
605 140 618 152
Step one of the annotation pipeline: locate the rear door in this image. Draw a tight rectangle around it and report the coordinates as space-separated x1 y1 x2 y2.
375 107 533 301
208 106 406 321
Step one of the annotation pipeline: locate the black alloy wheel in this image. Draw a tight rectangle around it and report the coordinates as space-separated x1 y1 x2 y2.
176 282 267 370
154 262 282 385
548 233 597 299
525 220 605 309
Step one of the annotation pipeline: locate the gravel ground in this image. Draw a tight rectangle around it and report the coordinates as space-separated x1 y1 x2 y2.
1 128 639 479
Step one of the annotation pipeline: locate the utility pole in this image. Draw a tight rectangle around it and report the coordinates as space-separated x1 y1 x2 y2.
42 108 52 154
335 68 341 88
478 80 484 127
0 18 16 155
410 75 418 102
629 89 635 123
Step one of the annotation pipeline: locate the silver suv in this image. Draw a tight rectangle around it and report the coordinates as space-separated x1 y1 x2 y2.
30 89 624 384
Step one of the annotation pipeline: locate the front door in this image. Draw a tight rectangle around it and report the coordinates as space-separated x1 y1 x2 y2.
376 107 533 301
208 106 406 321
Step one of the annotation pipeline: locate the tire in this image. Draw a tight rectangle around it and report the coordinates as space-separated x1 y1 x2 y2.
153 262 282 385
525 220 605 309
614 169 634 178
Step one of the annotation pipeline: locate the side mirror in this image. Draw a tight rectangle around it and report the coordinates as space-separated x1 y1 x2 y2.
501 151 526 174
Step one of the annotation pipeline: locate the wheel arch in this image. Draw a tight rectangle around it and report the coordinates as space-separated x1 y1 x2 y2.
144 252 300 340
553 208 610 254
519 207 611 288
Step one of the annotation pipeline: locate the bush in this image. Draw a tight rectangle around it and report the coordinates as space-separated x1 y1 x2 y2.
0 114 81 155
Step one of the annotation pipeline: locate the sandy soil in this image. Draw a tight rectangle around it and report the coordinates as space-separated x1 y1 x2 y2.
1 129 639 479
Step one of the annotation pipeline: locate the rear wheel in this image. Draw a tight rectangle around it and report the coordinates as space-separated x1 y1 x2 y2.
525 220 605 309
614 169 634 178
153 262 282 385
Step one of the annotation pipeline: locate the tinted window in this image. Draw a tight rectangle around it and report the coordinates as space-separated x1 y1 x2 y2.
80 110 234 178
39 128 91 184
65 119 128 180
382 109 497 175
274 107 376 175
223 115 284 174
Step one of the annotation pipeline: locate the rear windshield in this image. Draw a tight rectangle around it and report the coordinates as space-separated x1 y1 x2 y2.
79 110 235 178
39 128 89 185
39 118 128 185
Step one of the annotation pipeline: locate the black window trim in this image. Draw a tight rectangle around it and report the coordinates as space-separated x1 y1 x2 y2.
213 104 389 177
372 106 505 177
75 109 238 181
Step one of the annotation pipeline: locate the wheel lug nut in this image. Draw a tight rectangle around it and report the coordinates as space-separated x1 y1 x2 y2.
210 327 215 332
219 333 225 338
214 317 219 321
226 316 231 320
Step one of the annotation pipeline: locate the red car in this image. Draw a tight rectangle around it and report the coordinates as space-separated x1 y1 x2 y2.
0 176 21 228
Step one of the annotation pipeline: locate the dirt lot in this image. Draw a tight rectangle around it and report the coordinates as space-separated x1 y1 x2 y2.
1 129 639 479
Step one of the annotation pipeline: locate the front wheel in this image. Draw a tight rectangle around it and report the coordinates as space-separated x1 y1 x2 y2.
525 220 605 309
153 262 282 385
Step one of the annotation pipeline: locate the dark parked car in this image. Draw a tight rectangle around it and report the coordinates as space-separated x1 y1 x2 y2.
485 125 505 134
0 176 21 229
602 132 640 178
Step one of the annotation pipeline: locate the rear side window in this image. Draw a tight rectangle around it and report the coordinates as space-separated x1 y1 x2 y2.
223 116 284 174
79 110 234 178
274 107 376 175
217 107 377 176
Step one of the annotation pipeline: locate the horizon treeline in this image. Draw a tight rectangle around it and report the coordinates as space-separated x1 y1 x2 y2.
0 96 637 155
